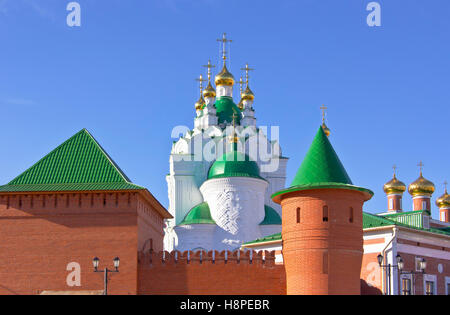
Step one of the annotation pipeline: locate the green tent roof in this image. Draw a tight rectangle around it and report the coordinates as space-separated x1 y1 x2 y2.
272 127 373 202
0 129 144 192
208 150 264 180
179 202 216 225
214 96 241 125
260 205 282 225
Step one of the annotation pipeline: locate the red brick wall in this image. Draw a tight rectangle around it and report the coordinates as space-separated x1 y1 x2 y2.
360 252 383 295
0 191 165 295
396 250 450 295
137 250 286 295
279 189 367 295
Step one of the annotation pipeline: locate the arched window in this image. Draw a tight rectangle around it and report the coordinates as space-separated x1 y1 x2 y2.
323 206 328 222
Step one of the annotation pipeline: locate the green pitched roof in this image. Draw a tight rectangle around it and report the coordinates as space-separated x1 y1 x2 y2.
214 96 241 125
260 205 282 225
0 129 144 192
291 126 352 186
272 127 373 202
179 202 216 225
362 212 396 229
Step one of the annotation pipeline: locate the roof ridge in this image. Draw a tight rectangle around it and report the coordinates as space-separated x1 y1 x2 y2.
6 129 134 187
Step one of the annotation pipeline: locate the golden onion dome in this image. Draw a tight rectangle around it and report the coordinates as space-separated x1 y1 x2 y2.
237 99 244 110
383 174 406 195
321 123 331 137
241 86 255 101
436 190 450 208
215 64 235 86
195 96 205 111
408 173 435 197
203 82 216 98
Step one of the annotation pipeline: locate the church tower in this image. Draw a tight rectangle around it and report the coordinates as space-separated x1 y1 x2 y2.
436 182 450 223
408 162 435 211
383 167 406 213
272 126 373 295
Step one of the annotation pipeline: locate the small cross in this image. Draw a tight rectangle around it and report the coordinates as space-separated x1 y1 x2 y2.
392 165 397 176
217 33 232 62
444 181 448 193
202 60 216 82
240 63 255 86
417 161 424 174
239 77 244 95
320 105 328 123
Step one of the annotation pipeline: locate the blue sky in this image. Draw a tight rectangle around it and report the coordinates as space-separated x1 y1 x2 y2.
0 0 448 218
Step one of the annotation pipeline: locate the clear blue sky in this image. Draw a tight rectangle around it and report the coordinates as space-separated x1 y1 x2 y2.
0 0 448 218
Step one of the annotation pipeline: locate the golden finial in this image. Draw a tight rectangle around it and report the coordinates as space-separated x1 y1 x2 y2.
202 60 216 83
229 113 239 146
239 77 244 95
194 75 207 110
217 33 232 65
320 104 328 124
320 105 330 137
241 63 255 87
392 165 397 177
418 161 424 176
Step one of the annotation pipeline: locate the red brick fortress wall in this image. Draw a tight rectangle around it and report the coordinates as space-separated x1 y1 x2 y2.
0 191 166 295
137 250 286 295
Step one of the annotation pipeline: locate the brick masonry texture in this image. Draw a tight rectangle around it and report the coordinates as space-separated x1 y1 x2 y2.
137 250 286 295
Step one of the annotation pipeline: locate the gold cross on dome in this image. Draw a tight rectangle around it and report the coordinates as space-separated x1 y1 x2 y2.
444 181 448 193
239 77 244 95
417 161 424 174
195 74 207 96
320 105 328 124
240 63 254 86
392 164 397 176
202 60 215 82
217 33 232 63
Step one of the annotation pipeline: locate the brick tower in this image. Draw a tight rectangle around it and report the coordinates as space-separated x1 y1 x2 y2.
272 126 373 295
383 168 406 213
436 184 450 223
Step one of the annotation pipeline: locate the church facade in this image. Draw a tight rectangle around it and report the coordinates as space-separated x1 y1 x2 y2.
164 35 287 252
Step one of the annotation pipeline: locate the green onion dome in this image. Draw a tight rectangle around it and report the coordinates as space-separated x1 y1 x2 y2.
260 205 282 225
208 150 263 180
215 96 241 125
179 202 216 225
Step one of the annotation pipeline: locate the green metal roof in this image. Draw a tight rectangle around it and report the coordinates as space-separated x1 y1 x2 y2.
179 202 216 225
291 126 353 186
362 212 396 229
383 210 430 229
0 129 144 192
214 96 241 125
208 150 264 180
272 127 373 202
260 205 282 225
243 232 281 246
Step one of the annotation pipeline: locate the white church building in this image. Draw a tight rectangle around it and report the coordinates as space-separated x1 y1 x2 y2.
163 34 288 252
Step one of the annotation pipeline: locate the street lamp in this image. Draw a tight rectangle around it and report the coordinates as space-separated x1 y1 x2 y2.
92 257 120 295
377 254 403 295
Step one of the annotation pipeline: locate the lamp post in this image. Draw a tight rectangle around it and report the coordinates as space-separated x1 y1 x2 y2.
92 257 120 295
377 254 403 295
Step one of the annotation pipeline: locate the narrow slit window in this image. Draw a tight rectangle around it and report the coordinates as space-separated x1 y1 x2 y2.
296 207 301 223
323 252 328 274
323 206 328 222
349 207 354 223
